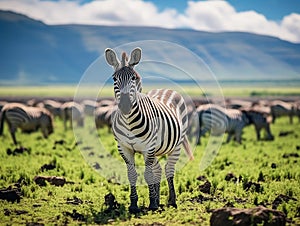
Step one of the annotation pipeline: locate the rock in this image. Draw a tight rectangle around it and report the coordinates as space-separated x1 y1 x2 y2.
210 206 286 226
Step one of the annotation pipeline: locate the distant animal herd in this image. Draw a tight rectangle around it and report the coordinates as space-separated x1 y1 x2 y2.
0 96 299 146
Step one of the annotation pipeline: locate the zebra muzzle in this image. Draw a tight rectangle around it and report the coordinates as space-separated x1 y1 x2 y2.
118 93 132 115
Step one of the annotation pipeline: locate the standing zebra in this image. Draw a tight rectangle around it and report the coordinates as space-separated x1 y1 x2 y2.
242 108 274 141
196 104 249 144
270 100 297 124
0 103 54 145
60 102 84 130
105 47 193 213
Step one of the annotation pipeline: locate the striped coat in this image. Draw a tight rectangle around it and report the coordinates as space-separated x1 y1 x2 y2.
270 100 297 124
196 104 249 144
0 103 54 145
60 102 84 130
105 47 193 213
94 104 116 130
242 108 274 141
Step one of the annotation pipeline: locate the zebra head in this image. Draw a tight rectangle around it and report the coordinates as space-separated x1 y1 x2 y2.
105 47 142 115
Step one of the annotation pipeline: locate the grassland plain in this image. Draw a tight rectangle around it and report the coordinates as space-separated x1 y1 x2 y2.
1 85 300 98
0 105 299 225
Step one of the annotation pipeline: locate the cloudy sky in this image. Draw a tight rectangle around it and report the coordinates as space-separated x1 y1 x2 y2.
0 0 300 43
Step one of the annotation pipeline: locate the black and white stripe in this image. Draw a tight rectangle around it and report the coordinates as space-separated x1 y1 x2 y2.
0 103 54 145
196 104 249 144
270 100 297 124
60 102 84 130
105 47 193 213
242 108 274 141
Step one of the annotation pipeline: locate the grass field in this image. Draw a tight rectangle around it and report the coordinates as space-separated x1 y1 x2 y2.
1 85 300 98
0 108 299 225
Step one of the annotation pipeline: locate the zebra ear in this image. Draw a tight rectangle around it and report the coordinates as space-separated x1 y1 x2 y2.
105 48 120 70
128 47 142 68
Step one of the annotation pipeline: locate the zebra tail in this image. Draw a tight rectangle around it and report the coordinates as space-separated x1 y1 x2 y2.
183 135 194 161
0 109 6 136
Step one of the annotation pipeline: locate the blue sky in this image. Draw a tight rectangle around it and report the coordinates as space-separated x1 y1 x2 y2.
0 0 300 43
148 0 300 20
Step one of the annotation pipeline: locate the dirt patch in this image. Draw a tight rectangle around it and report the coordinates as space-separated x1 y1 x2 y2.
34 176 66 187
63 209 86 222
225 173 238 182
243 181 262 193
66 197 83 205
0 186 21 203
282 153 299 158
6 147 30 156
279 131 294 137
199 181 211 194
210 206 286 226
272 194 297 210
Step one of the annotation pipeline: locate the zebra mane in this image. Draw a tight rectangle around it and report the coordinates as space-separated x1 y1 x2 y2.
121 52 128 68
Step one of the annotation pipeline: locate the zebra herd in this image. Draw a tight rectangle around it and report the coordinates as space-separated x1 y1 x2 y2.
0 47 299 213
0 98 116 145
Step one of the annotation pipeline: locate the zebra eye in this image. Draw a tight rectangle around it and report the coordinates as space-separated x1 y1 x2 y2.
132 75 137 80
112 77 117 82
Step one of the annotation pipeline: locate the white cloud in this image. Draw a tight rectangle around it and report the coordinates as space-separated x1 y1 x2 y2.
0 0 299 43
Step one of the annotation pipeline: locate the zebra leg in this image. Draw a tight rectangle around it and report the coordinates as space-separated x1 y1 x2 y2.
226 132 233 143
165 147 180 208
255 125 261 140
9 126 18 145
144 154 159 211
152 158 162 207
127 164 139 213
119 147 139 213
234 129 242 144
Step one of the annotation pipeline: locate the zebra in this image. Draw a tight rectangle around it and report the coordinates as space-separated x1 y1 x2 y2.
94 104 116 131
270 100 297 124
82 99 99 117
241 108 274 141
60 101 84 130
0 103 54 145
196 104 250 145
105 47 193 213
42 99 62 118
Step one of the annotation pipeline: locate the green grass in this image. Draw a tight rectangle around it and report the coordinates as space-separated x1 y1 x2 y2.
1 85 300 98
0 111 299 225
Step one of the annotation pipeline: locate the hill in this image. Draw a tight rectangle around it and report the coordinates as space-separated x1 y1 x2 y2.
0 10 300 85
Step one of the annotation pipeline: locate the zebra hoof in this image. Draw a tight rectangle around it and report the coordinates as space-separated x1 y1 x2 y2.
129 206 140 214
148 204 159 212
167 203 177 209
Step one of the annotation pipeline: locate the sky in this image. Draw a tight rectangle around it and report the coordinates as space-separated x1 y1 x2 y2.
0 0 300 43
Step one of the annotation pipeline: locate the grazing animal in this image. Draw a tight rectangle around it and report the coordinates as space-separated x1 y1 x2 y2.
82 99 99 117
270 100 296 124
60 102 84 130
196 104 249 144
0 103 54 145
42 99 62 118
94 104 116 130
242 108 274 141
105 47 193 213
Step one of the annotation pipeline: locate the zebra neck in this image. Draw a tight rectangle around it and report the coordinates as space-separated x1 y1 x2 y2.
118 93 146 125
